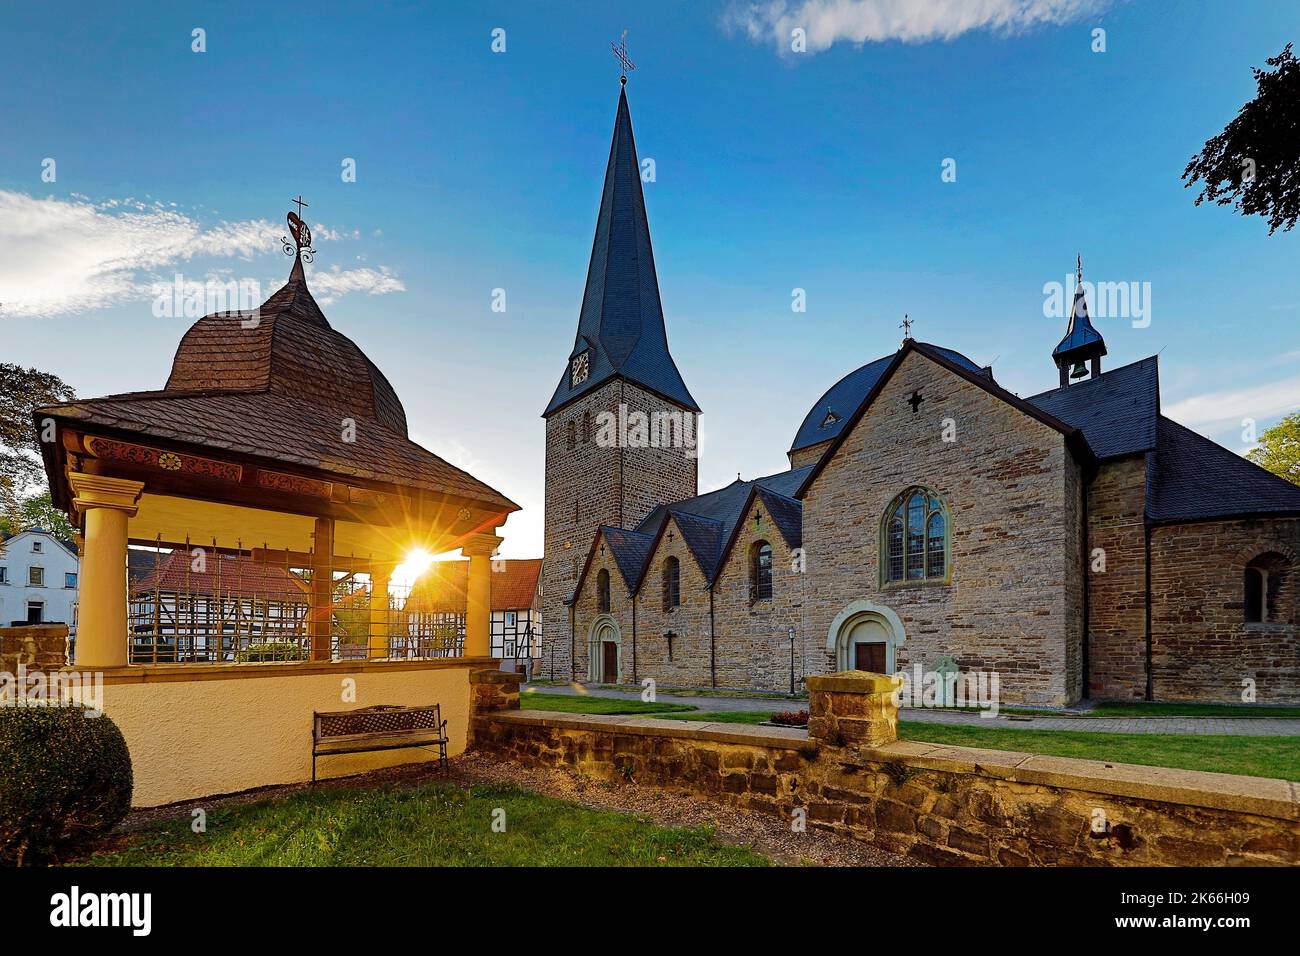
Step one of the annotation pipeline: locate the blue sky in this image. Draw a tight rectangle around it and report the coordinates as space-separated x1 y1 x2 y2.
2 1 1297 556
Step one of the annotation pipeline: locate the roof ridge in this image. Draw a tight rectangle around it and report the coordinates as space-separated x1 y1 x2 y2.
1026 353 1159 401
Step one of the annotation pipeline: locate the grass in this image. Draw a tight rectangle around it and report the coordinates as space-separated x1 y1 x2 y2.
80 780 769 867
898 722 1300 781
519 691 695 716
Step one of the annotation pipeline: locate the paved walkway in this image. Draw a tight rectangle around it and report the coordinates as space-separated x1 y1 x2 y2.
524 683 1300 737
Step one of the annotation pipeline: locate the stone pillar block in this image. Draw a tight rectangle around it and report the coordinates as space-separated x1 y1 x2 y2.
468 668 522 748
806 670 901 749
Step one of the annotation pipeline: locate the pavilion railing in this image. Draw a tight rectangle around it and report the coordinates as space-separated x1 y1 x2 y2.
122 540 539 665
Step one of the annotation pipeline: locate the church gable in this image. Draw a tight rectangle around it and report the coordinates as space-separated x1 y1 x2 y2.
800 345 1086 706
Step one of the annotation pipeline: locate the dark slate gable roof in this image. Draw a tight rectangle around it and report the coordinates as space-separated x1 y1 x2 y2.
543 88 699 417
569 465 813 599
602 526 656 591
789 346 983 455
1026 356 1159 460
1148 416 1300 523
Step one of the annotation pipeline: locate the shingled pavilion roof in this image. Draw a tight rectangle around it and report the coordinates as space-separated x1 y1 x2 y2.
38 248 518 517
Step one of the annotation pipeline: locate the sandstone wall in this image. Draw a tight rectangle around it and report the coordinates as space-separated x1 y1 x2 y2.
802 351 1080 705
1149 519 1300 704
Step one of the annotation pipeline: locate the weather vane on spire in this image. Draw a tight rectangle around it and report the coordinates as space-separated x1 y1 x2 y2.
282 195 315 264
1076 253 1083 288
611 29 635 85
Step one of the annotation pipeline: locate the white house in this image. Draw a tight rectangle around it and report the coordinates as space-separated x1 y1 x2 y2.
0 529 79 631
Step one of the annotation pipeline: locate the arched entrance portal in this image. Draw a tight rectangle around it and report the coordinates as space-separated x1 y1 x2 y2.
827 601 906 674
587 615 621 683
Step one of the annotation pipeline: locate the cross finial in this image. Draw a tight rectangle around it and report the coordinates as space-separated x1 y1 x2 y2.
292 195 309 218
611 29 635 85
1076 253 1083 288
900 313 913 340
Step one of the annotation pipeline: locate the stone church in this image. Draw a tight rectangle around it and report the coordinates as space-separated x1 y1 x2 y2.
542 86 1300 706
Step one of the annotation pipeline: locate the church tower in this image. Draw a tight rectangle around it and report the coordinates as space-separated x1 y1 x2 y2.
541 80 700 678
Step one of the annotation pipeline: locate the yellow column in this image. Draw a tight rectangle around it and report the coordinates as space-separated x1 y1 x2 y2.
368 563 392 660
68 472 144 669
463 534 502 658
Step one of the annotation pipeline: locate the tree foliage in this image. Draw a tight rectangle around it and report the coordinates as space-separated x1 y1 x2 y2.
0 363 75 519
1248 410 1300 486
1183 44 1300 234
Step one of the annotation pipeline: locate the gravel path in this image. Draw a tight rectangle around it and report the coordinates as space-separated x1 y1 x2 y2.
120 753 918 867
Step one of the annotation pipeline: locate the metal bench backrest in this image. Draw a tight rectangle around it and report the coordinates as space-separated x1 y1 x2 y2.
315 704 443 741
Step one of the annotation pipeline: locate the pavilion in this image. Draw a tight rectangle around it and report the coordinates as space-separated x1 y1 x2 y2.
35 207 519 671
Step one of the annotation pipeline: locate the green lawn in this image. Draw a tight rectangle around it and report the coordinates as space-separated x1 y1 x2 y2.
519 691 695 716
80 781 769 867
897 723 1300 781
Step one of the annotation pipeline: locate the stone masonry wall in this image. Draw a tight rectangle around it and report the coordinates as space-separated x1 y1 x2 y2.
626 516 717 687
802 350 1081 705
0 625 68 674
709 493 807 691
477 674 1299 866
543 379 698 683
1149 518 1300 704
1086 456 1148 699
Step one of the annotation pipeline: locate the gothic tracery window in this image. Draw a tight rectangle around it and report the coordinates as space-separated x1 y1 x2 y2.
883 488 949 584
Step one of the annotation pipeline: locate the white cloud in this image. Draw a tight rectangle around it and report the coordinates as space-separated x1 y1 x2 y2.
1164 374 1300 433
0 190 402 318
307 264 406 305
727 0 1108 54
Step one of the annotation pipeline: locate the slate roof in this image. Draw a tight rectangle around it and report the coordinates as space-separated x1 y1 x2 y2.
1026 356 1159 460
569 466 812 603
37 263 518 512
543 87 699 417
789 346 984 455
403 558 542 614
1148 417 1300 523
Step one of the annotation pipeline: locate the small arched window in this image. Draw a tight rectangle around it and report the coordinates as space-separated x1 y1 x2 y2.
597 568 611 614
566 419 576 450
1244 552 1289 623
883 488 949 584
663 556 680 611
751 541 773 602
582 411 591 443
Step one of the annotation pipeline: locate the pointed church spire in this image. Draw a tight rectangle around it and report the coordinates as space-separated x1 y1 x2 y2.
543 82 699 416
1052 254 1107 387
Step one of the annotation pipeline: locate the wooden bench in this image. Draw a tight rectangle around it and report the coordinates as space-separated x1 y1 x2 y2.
311 703 448 783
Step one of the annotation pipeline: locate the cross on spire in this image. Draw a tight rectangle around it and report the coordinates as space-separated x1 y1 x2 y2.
611 29 635 84
900 313 913 340
1076 253 1083 288
291 195 309 218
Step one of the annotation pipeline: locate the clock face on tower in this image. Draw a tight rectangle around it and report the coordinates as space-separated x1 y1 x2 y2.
571 351 590 387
